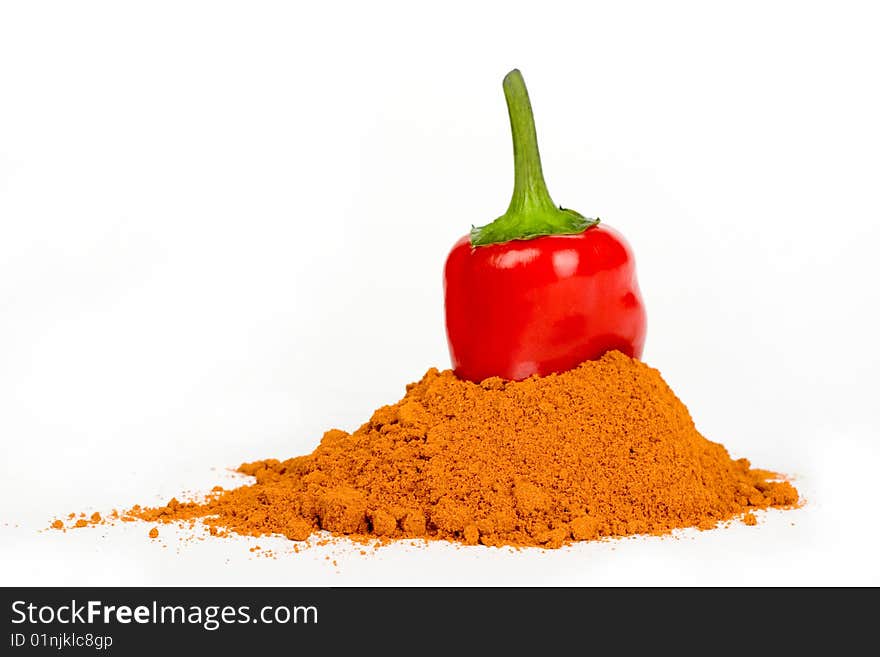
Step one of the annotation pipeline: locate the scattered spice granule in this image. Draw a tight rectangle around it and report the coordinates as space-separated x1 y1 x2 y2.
122 351 798 549
148 527 159 539
50 520 64 530
74 519 88 529
742 512 758 526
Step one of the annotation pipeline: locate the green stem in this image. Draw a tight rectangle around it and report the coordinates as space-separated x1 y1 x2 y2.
470 69 597 247
503 69 556 215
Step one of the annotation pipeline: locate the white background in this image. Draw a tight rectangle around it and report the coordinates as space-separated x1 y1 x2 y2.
1 1 878 586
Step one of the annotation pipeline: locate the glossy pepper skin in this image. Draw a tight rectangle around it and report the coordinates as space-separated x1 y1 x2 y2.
445 226 645 382
444 70 646 382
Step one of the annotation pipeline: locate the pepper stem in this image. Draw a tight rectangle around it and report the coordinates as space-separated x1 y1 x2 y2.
504 69 556 215
470 69 597 247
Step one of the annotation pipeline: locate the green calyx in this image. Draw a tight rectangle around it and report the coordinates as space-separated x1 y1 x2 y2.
470 69 598 247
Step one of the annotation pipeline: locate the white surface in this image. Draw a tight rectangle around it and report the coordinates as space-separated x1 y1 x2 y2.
1 1 878 586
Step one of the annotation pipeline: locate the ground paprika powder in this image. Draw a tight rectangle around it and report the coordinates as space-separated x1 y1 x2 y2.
110 351 798 548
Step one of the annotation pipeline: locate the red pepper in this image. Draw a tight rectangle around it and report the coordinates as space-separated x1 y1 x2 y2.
444 70 646 382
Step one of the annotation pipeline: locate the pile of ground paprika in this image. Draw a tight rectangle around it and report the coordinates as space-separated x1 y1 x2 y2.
117 351 797 548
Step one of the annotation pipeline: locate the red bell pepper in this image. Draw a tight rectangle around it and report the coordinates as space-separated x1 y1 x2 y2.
444 70 646 382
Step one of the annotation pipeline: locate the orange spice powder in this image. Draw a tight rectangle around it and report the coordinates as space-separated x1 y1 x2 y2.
124 351 798 548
